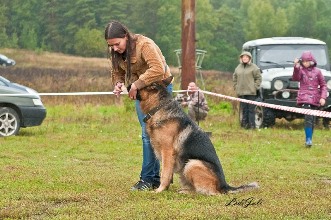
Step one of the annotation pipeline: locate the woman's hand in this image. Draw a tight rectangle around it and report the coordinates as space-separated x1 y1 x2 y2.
128 83 138 100
320 98 326 106
113 82 124 97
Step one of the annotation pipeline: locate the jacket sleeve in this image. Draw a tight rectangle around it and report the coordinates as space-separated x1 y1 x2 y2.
318 71 328 99
253 67 262 89
292 65 301 81
134 41 165 89
233 70 237 91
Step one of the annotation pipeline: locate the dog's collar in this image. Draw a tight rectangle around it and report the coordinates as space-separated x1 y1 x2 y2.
143 100 172 123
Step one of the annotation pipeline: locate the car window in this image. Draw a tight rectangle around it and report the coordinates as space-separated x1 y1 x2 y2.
0 76 10 86
257 44 328 69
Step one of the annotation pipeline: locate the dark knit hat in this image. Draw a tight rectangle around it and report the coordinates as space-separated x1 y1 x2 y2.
104 21 128 39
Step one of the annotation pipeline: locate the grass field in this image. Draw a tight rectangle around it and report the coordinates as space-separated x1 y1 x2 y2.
0 49 330 219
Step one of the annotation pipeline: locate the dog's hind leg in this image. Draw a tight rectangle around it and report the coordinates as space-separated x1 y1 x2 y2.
178 173 194 194
183 159 220 195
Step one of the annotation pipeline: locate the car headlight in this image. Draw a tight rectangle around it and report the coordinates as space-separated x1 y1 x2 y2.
282 91 290 99
32 99 43 106
327 79 331 90
274 80 284 90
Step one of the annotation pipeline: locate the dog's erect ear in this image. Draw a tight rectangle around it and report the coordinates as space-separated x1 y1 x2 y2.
162 76 173 86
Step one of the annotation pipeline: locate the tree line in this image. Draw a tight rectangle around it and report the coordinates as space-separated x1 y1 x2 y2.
1 0 331 71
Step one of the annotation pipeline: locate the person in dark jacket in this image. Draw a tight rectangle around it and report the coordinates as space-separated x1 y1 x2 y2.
233 51 261 129
293 51 327 147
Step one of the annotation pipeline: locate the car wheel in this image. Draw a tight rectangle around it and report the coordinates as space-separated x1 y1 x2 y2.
254 106 276 128
321 108 331 129
255 106 263 128
0 107 21 137
322 118 330 129
240 99 264 128
262 107 276 128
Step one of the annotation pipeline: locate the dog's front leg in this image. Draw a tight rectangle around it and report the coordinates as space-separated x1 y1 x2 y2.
155 149 175 193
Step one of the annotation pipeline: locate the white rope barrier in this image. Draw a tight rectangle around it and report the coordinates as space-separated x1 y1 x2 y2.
1 89 330 118
0 92 115 96
200 90 331 119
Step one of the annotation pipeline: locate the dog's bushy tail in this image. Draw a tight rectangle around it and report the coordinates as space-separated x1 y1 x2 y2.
225 182 259 194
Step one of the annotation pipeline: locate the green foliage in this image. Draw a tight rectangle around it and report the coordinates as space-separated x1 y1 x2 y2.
209 101 232 114
210 39 239 71
74 28 105 57
6 33 19 48
216 5 244 49
0 30 9 48
244 0 289 39
126 0 161 39
2 0 331 71
195 0 219 70
122 96 136 112
20 26 38 50
286 0 317 37
155 0 181 66
0 4 8 47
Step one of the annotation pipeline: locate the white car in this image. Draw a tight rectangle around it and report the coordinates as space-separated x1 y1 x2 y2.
0 54 16 67
0 76 46 136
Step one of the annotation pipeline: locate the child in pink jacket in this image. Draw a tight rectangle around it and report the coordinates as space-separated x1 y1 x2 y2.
293 51 327 147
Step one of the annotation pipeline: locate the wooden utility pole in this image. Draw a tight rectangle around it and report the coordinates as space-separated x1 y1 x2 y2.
181 0 196 90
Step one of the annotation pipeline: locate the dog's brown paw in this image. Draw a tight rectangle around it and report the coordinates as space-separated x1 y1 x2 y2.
155 187 166 193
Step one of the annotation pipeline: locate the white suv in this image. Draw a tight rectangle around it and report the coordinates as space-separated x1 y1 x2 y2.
242 37 331 128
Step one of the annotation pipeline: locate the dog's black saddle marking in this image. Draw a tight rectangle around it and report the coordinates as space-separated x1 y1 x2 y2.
143 100 172 123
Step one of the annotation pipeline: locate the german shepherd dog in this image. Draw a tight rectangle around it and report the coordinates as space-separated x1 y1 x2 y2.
130 76 258 195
